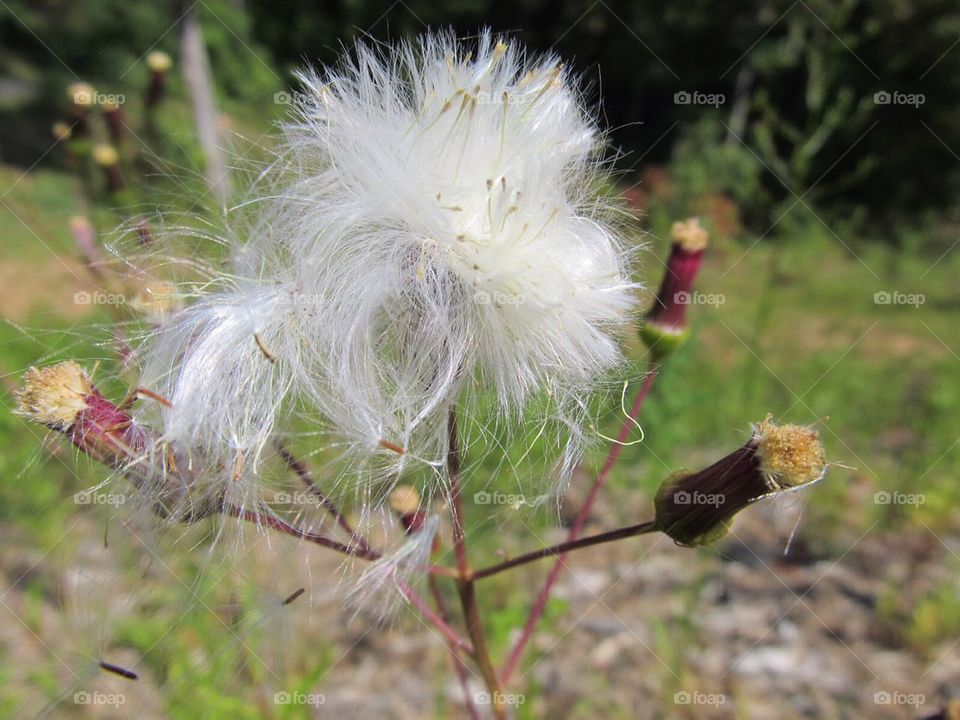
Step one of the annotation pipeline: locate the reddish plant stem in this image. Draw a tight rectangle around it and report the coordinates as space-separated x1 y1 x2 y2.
447 410 506 720
274 440 372 554
225 505 381 560
457 579 504 720
447 412 470 577
471 520 658 580
225 504 456 575
428 575 482 720
226 504 471 650
397 577 474 655
501 368 658 684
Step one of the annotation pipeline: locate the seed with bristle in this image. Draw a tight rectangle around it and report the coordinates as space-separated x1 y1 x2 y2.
282 587 305 605
99 660 138 680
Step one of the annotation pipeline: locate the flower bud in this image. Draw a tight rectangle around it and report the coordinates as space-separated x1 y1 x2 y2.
389 484 427 534
67 81 96 109
102 100 125 144
92 143 125 193
66 81 96 136
14 362 144 465
69 215 102 273
52 121 73 142
653 417 825 546
15 362 214 521
146 51 173 108
147 50 173 73
134 217 154 246
640 217 709 359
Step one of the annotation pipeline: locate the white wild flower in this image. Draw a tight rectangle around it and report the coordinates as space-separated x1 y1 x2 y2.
132 30 638 511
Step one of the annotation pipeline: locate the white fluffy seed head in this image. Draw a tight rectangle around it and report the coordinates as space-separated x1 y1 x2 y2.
277 31 636 484
131 30 638 511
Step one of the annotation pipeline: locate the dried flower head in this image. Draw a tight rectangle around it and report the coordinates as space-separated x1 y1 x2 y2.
754 417 826 490
130 281 182 324
15 362 224 522
669 217 708 252
654 417 826 546
15 361 93 431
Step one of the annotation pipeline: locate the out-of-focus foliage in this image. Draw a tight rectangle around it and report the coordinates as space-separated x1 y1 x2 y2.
246 0 960 237
2 0 960 235
0 0 276 164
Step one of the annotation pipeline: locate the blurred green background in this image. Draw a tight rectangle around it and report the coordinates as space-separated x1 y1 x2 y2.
1 1 958 718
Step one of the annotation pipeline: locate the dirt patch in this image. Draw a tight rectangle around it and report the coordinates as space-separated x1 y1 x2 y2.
0 254 99 321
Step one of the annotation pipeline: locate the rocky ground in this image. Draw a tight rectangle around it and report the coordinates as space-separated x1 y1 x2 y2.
2 488 958 719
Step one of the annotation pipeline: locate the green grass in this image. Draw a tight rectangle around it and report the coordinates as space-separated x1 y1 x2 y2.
2 152 959 716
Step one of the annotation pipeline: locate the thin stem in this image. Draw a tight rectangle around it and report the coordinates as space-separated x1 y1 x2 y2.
225 504 381 561
501 368 658 684
447 409 505 720
397 578 474 655
458 579 505 720
447 411 469 577
274 440 372 554
429 576 482 720
226 504 473 651
472 520 658 580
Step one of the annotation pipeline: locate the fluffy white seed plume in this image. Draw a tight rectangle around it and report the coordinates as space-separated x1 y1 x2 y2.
132 30 638 510
276 30 637 485
346 513 441 620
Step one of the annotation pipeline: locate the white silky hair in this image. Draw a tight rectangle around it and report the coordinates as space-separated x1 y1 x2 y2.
131 30 639 518
346 513 441 620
